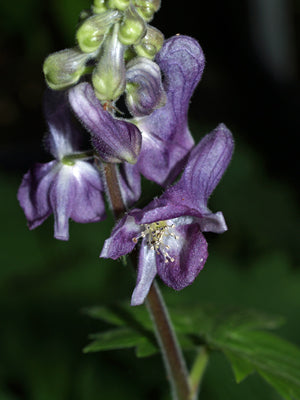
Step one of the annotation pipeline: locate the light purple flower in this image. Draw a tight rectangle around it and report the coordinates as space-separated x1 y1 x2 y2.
101 124 234 305
18 90 106 240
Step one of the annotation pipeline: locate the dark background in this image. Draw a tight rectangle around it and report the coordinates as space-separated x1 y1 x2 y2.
0 1 299 399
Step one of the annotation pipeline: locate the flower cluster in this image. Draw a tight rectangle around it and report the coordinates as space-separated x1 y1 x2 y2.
18 1 234 304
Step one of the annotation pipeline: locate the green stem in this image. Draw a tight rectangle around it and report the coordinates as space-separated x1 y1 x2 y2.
103 163 192 400
189 347 209 400
62 150 95 164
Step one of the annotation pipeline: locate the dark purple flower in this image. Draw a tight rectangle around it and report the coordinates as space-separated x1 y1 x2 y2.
101 124 234 305
18 91 106 240
69 82 142 164
134 34 205 186
108 35 206 208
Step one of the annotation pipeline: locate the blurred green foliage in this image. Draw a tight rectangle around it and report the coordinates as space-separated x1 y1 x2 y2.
0 0 299 399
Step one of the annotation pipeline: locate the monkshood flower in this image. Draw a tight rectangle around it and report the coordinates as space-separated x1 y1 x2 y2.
101 124 234 305
134 34 205 187
18 91 106 240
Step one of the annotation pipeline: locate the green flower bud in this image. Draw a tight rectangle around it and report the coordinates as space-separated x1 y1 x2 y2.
76 10 121 53
107 0 130 11
135 4 154 22
43 48 90 90
134 0 160 21
134 25 164 59
134 0 161 19
92 24 126 101
118 5 146 46
93 0 108 14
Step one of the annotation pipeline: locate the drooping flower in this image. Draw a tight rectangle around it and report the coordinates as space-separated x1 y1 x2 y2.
101 124 234 305
134 34 205 187
18 90 106 240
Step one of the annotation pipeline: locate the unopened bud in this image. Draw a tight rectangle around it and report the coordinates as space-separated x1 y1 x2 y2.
92 24 126 101
76 10 121 53
118 5 146 46
43 48 90 90
134 25 164 59
93 0 108 14
107 0 130 11
134 0 161 21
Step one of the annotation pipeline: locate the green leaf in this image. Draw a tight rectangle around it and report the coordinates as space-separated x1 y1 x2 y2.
83 328 148 353
212 329 300 400
84 302 300 399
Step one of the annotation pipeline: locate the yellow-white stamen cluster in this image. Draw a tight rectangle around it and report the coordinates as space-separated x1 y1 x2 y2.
133 220 179 263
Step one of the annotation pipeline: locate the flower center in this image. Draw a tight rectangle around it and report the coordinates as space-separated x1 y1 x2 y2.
133 220 179 263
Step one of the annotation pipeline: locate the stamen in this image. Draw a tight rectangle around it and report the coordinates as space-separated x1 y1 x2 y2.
132 220 178 264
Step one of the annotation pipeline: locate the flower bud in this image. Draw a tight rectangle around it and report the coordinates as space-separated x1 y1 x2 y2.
134 0 160 21
107 0 130 11
92 24 126 101
118 5 146 46
43 48 90 90
134 25 164 59
93 0 108 13
76 10 121 53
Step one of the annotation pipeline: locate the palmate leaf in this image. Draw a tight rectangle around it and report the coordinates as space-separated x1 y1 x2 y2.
84 303 300 399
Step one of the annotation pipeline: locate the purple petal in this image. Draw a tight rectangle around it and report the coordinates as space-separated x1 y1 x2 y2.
100 215 141 259
68 161 106 223
117 163 141 208
17 161 57 230
135 131 190 186
130 197 200 225
50 161 106 240
50 166 75 240
43 90 85 159
156 222 208 290
69 82 142 164
177 123 234 210
125 57 166 117
131 239 157 306
198 211 228 234
135 35 205 185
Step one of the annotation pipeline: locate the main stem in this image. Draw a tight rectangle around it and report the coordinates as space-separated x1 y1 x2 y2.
103 163 192 400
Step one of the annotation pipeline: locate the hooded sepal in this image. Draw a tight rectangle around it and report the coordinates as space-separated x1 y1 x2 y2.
135 35 205 185
69 82 142 163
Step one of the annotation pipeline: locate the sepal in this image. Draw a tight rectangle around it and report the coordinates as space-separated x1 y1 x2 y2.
69 82 142 164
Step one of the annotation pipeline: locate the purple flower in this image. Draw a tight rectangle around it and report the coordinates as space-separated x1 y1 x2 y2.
134 35 205 186
18 91 106 240
101 124 234 305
